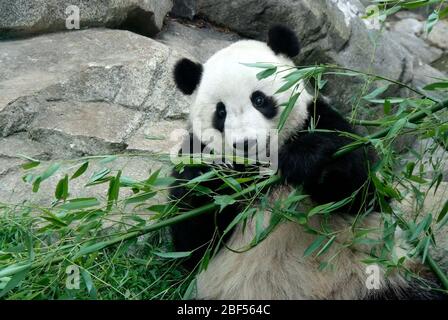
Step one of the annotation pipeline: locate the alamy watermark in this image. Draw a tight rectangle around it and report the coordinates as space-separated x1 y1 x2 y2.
65 5 80 30
365 264 381 290
65 265 80 290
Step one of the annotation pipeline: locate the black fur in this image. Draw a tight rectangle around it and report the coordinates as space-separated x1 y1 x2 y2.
278 98 375 214
251 91 278 119
173 58 203 95
212 102 227 132
267 25 301 58
169 134 240 270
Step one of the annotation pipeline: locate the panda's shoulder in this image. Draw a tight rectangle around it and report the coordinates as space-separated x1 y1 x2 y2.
305 96 355 132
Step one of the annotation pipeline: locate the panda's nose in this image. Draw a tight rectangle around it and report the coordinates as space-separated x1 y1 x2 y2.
233 138 257 150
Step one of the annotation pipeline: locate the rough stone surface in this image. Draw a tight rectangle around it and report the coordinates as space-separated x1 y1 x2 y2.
156 19 240 62
389 31 443 66
29 101 144 157
426 20 448 50
392 18 423 35
171 0 198 19
0 0 173 38
126 119 186 153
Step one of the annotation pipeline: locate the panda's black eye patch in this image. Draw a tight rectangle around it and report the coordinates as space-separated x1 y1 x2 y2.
250 91 277 119
213 102 226 132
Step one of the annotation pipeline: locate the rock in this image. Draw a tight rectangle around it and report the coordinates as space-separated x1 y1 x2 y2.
171 0 198 19
394 11 425 21
126 119 186 154
426 20 448 50
0 0 173 39
389 31 443 65
0 29 191 140
28 101 144 158
412 64 447 102
195 0 413 113
156 19 240 62
0 133 52 176
391 18 423 35
432 53 448 74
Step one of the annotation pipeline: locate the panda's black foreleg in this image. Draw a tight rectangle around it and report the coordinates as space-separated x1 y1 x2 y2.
169 164 239 270
278 132 372 213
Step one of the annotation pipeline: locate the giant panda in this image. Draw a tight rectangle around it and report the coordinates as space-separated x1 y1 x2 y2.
168 25 447 299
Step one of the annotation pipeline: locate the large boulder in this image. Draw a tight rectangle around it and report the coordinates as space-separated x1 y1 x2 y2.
0 29 192 203
156 19 240 62
0 0 173 39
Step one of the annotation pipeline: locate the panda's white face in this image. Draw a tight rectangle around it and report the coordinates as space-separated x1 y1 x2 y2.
189 40 312 156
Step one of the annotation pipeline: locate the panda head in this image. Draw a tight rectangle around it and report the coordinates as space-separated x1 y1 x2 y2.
173 25 313 156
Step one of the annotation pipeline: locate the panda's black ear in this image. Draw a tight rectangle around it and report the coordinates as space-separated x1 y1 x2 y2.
267 25 300 58
173 58 203 95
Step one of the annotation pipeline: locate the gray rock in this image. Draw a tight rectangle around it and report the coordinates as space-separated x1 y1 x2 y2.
391 18 423 35
126 119 186 154
195 0 413 113
0 29 191 140
426 20 448 50
28 100 144 158
0 0 173 39
412 64 447 100
389 31 443 66
172 0 198 19
156 19 240 62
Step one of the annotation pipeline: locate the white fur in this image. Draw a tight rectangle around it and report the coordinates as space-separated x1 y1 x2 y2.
189 40 313 154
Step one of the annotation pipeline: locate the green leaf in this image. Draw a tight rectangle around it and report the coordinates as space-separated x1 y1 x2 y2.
80 268 96 297
88 168 111 184
75 241 109 258
40 163 61 181
153 251 191 259
55 174 69 201
124 191 157 205
0 266 30 298
278 92 300 131
303 235 327 257
146 168 161 186
60 198 100 210
410 214 432 242
32 177 41 193
316 235 336 257
106 170 121 211
362 84 390 101
436 199 448 223
214 195 236 212
383 99 392 115
99 155 117 164
22 161 40 170
183 279 197 300
425 11 439 34
423 81 448 91
256 67 277 80
240 62 276 69
71 162 89 180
